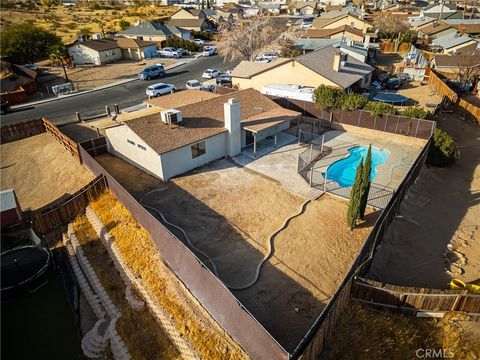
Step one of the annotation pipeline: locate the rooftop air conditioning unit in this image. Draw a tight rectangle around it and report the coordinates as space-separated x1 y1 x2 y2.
161 109 183 125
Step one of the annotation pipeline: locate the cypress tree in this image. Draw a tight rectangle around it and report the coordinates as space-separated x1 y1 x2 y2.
359 145 372 220
347 160 364 230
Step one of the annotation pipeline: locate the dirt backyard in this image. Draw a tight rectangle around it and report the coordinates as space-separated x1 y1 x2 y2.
96 154 377 351
0 133 94 211
369 113 480 288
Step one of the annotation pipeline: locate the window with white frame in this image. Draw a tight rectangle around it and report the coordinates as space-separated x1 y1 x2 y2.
191 141 206 158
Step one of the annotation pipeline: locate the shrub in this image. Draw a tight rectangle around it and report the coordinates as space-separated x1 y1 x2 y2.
118 19 131 30
402 106 431 119
313 85 344 110
341 93 368 110
165 37 199 52
192 30 214 41
427 128 460 167
365 101 397 116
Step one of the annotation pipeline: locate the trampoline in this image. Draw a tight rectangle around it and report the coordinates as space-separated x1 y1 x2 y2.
1 246 50 292
371 92 409 105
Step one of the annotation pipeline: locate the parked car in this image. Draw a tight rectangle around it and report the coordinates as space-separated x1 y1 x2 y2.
262 51 278 61
22 63 38 71
138 65 165 80
255 57 271 63
385 77 402 90
193 38 205 46
286 20 292 27
202 47 216 56
301 17 314 28
176 48 188 56
186 80 203 90
146 83 176 97
216 74 232 86
202 69 220 79
0 101 10 115
157 47 182 58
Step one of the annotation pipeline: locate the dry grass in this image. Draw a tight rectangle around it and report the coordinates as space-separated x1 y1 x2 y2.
323 303 480 360
90 190 248 360
0 5 176 43
72 214 180 360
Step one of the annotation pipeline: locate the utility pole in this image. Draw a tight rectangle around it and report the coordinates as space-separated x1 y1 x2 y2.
470 0 478 19
439 0 445 20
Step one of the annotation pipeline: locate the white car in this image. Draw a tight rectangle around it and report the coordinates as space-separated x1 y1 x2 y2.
255 57 271 63
263 52 278 61
186 80 203 90
193 38 205 45
202 47 216 56
157 47 181 58
202 69 220 79
146 83 176 97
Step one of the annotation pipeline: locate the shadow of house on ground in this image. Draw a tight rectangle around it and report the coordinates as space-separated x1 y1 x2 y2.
368 114 480 288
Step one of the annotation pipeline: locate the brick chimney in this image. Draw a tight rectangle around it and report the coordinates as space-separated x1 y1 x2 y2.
224 98 241 157
333 49 342 72
459 23 465 35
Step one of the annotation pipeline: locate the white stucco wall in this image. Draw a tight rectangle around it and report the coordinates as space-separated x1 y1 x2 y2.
105 124 164 179
68 44 122 65
159 132 228 180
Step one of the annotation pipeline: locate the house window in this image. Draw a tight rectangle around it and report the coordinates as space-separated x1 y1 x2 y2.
112 50 116 56
138 144 146 151
127 139 135 146
191 141 206 158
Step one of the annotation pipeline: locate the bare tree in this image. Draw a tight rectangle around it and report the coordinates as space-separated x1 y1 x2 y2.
216 16 283 61
456 55 480 88
373 12 408 40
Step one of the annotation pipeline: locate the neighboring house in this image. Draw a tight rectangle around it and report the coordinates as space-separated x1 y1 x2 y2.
167 18 213 32
68 38 122 65
312 12 372 32
170 8 206 20
104 89 300 180
115 37 157 60
431 32 479 54
300 25 365 43
166 25 192 41
448 22 480 37
422 2 457 17
417 21 456 40
220 3 245 19
205 9 234 25
431 54 480 76
408 15 436 30
291 1 318 15
420 9 464 20
258 3 283 14
294 38 341 53
0 61 39 104
243 5 262 16
117 21 178 46
232 46 373 92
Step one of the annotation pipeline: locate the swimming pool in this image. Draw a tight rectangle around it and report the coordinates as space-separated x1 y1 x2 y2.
325 146 389 187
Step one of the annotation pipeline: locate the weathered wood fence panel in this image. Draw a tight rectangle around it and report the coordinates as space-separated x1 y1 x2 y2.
458 98 480 122
31 175 107 235
0 119 45 143
0 86 28 106
42 118 80 159
428 70 458 102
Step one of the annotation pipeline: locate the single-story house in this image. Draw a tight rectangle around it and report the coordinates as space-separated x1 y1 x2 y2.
0 61 39 104
294 38 341 53
431 54 480 76
300 25 365 42
417 21 456 40
243 6 262 17
115 37 157 60
205 9 234 25
170 8 207 20
68 38 122 65
291 1 318 15
431 32 479 54
104 89 300 180
166 18 213 32
232 46 374 92
258 3 283 14
116 21 186 46
421 2 458 18
312 12 372 32
220 3 245 19
408 15 436 30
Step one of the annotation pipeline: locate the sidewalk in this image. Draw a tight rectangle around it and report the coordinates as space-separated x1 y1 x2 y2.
11 60 190 110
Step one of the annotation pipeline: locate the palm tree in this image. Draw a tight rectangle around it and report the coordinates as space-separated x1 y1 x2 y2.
49 44 69 82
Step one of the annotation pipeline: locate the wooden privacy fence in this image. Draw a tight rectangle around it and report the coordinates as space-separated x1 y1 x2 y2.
351 277 480 320
0 86 28 106
428 71 458 102
31 176 107 235
458 98 480 123
42 118 80 159
0 118 45 143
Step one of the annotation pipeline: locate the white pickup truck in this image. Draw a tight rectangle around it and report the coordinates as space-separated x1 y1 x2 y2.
157 47 182 58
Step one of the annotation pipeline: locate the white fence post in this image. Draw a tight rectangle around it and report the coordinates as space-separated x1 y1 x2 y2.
323 171 328 192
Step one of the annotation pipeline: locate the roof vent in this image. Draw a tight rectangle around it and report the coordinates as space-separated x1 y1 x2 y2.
161 109 183 125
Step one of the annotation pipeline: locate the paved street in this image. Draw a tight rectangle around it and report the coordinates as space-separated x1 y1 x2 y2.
2 55 238 126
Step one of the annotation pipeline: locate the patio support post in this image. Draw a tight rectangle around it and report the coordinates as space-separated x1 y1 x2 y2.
253 133 257 158
298 129 302 145
309 144 313 162
323 170 327 192
414 119 420 138
320 135 324 153
297 116 300 138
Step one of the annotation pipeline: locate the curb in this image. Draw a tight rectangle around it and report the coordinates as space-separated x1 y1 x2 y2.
11 61 188 110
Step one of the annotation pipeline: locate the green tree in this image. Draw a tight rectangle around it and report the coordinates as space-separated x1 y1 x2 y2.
347 160 364 230
49 44 69 82
359 145 372 220
365 101 397 116
77 26 93 39
0 22 61 64
341 93 368 110
118 19 131 30
427 128 460 167
402 106 431 119
313 85 344 110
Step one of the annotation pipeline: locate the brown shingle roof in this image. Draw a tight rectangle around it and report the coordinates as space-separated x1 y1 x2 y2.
434 54 480 67
312 15 345 29
167 18 206 28
144 89 220 108
126 89 299 155
452 23 480 34
300 25 364 39
418 22 452 35
231 58 292 79
115 37 156 49
80 39 119 52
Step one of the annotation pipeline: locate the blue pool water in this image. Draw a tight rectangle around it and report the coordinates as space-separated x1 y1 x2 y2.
325 146 389 187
